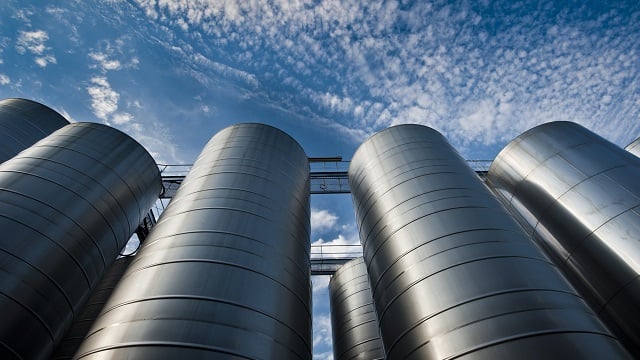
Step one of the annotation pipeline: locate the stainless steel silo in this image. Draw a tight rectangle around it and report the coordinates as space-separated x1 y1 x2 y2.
0 122 161 359
487 121 640 356
0 98 69 163
349 124 631 360
74 123 312 360
52 257 133 359
329 257 385 360
626 137 640 157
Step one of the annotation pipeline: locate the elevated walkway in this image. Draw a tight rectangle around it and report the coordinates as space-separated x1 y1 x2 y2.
136 158 492 275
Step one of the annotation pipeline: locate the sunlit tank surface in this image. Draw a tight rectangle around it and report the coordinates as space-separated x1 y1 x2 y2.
0 122 161 359
74 123 312 360
52 257 133 359
329 257 385 360
0 98 69 163
349 124 631 360
487 121 640 356
626 137 640 157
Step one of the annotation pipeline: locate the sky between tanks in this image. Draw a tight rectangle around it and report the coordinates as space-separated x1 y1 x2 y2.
1 1 640 359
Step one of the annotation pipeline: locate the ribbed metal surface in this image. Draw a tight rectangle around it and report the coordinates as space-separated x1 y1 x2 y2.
52 257 133 359
0 98 69 163
349 124 630 360
75 123 312 359
329 257 385 360
487 121 640 356
0 122 161 359
626 137 640 157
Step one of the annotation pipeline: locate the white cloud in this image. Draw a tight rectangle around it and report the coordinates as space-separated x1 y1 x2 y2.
89 52 123 71
34 55 57 67
312 275 330 294
112 112 133 124
16 30 48 54
16 30 57 67
0 74 9 85
58 108 78 123
86 76 120 121
313 351 334 360
190 53 260 88
312 314 333 353
130 0 640 151
310 208 338 233
87 36 141 73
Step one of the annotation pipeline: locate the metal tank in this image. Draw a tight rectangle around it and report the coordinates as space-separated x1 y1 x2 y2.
486 121 640 356
0 98 69 163
625 137 640 157
0 122 161 360
329 257 385 360
74 123 312 360
52 257 133 359
349 124 631 360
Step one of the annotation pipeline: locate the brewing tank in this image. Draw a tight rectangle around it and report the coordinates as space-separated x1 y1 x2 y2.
0 98 69 162
349 124 630 359
329 257 385 360
0 122 161 359
74 123 312 359
626 137 640 157
52 257 133 359
487 121 640 356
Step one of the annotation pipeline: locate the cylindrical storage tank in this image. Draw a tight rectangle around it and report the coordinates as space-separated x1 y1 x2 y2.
487 121 640 356
349 124 631 360
329 257 385 360
0 122 161 359
0 98 69 163
52 257 134 359
74 123 312 359
626 137 640 157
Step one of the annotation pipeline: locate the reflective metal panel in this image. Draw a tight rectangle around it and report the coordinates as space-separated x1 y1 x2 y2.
626 137 640 157
74 123 312 359
0 98 69 163
350 124 630 360
0 122 161 359
487 121 640 356
52 257 133 359
329 257 385 360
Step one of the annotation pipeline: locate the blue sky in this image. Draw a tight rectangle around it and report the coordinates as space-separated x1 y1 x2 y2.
2 1 640 358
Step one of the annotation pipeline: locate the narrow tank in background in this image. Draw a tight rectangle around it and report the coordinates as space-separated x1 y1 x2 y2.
74 123 313 359
349 124 631 360
0 98 69 163
487 121 640 356
329 257 385 360
0 122 161 359
626 137 640 157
